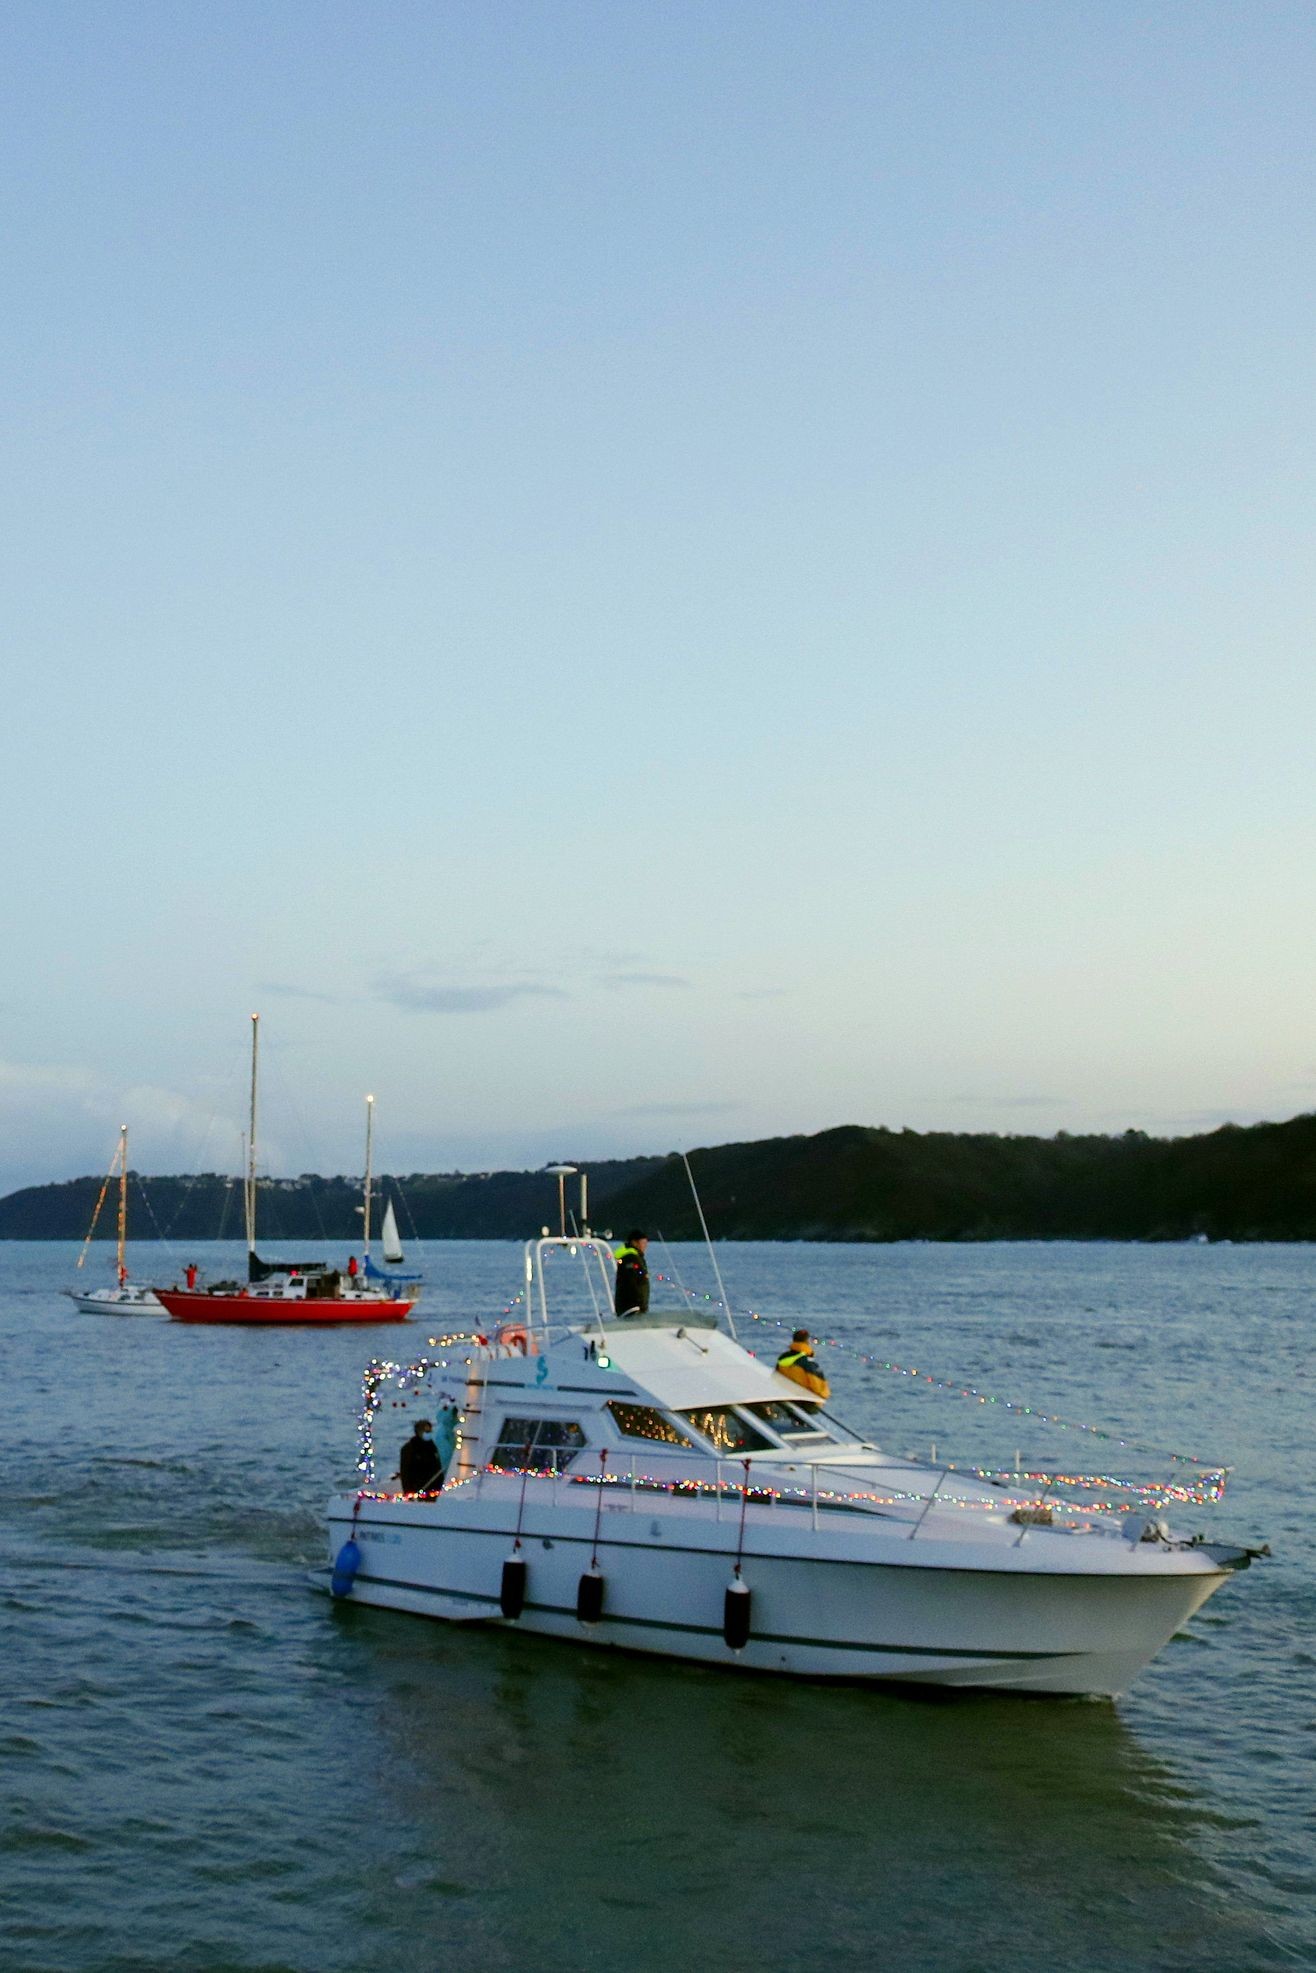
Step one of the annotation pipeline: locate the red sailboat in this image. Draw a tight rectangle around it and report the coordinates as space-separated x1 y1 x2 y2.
156 1016 415 1326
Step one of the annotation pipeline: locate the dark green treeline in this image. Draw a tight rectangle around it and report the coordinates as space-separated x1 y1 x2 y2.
6 1113 1316 1242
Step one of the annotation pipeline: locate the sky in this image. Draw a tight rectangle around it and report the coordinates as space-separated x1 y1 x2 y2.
2 1 1314 1194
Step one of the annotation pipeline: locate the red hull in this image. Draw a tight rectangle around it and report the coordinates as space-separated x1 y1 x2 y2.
157 1289 413 1326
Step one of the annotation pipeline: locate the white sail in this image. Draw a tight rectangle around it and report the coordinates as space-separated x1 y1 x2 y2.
381 1200 404 1263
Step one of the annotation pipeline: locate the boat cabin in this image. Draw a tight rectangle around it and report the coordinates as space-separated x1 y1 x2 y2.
369 1235 874 1494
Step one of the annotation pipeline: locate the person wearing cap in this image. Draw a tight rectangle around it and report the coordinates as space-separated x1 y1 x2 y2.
398 1417 443 1494
776 1328 831 1399
613 1230 650 1316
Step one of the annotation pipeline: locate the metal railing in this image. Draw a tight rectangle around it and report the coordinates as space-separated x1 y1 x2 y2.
415 1447 1126 1541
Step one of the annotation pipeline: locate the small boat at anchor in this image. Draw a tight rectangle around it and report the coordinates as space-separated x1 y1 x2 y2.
66 1125 164 1315
319 1171 1263 1698
156 1017 413 1327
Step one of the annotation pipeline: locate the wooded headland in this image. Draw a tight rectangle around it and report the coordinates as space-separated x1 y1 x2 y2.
5 1112 1316 1242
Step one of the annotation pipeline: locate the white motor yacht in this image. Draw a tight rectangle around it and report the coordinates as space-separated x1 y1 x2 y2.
321 1230 1261 1698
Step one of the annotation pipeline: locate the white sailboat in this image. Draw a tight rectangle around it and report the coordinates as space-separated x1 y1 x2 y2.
66 1125 164 1315
380 1199 404 1264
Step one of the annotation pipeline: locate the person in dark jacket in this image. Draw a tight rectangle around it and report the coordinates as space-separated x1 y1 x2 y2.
398 1419 443 1494
613 1231 650 1316
776 1328 831 1399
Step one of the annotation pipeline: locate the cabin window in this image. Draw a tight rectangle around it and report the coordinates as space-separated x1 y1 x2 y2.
606 1402 694 1446
743 1400 836 1443
676 1406 774 1454
489 1416 586 1473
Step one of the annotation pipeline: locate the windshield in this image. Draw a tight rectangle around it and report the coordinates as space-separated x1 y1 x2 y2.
743 1400 836 1442
675 1406 774 1454
606 1402 694 1447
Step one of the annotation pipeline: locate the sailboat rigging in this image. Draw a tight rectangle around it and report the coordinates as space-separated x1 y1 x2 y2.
155 1017 415 1326
65 1125 164 1314
360 1090 422 1284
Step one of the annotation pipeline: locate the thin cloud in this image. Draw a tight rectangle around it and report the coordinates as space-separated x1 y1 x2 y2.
613 1100 738 1118
256 980 342 1005
375 974 567 1015
0 1058 229 1193
953 1094 1072 1110
599 972 691 991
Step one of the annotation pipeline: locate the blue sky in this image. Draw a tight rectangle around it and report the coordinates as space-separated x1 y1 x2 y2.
2 2 1313 1193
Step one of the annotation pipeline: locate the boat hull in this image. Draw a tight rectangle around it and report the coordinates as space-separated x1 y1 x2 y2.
159 1290 412 1325
325 1489 1241 1697
66 1287 164 1316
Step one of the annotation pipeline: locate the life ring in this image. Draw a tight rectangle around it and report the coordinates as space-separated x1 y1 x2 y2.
497 1324 529 1354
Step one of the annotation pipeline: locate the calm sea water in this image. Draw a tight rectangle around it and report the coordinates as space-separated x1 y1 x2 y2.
1 1239 1310 1972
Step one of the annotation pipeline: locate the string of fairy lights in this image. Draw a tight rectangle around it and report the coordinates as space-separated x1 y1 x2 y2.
357 1338 485 1481
352 1262 1229 1510
649 1271 1227 1479
352 1450 1218 1517
481 1243 1226 1475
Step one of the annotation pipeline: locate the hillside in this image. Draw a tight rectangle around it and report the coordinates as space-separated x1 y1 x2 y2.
0 1155 663 1244
6 1113 1316 1242
603 1116 1316 1241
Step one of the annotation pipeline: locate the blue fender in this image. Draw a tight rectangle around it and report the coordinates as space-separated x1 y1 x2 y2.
330 1538 362 1599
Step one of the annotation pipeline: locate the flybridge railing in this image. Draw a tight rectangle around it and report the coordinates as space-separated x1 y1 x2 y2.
522 1236 617 1334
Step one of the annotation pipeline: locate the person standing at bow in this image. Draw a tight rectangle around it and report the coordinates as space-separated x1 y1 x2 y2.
613 1230 650 1315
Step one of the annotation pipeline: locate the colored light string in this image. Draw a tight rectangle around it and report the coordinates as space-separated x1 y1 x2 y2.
650 1272 1226 1479
353 1276 1229 1511
354 1462 1203 1518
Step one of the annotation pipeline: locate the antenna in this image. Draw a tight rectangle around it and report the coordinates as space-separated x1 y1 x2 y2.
546 1164 577 1237
683 1150 737 1339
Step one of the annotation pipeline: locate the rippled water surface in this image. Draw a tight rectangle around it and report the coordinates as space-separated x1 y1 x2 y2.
2 1240 1311 1971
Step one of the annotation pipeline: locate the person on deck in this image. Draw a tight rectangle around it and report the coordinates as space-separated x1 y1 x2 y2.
776 1328 831 1400
613 1231 650 1316
398 1419 443 1494
185 1262 198 1291
346 1254 359 1285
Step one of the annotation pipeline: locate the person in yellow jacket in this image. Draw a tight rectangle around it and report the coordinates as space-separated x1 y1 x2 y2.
776 1328 831 1399
613 1231 650 1315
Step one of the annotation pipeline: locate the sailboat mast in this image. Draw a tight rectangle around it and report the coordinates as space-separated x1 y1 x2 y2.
116 1124 128 1283
245 1013 260 1251
363 1094 374 1255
